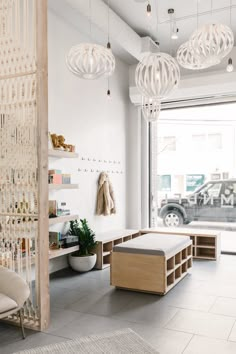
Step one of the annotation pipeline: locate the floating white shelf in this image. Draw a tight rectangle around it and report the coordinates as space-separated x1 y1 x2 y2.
48 184 79 190
49 245 79 260
48 149 78 158
49 214 79 225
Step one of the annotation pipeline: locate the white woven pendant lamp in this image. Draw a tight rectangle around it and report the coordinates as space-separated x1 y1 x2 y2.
142 96 161 122
191 23 234 68
66 43 115 80
66 0 115 80
135 52 180 100
177 40 211 70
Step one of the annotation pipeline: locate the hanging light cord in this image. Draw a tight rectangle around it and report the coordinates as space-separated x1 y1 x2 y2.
155 0 159 44
197 0 199 29
230 0 232 27
107 0 110 47
89 0 92 39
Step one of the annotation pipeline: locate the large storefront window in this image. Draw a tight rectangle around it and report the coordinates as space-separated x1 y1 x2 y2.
152 103 236 253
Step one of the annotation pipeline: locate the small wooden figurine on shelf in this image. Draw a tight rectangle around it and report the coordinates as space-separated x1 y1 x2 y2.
50 133 75 152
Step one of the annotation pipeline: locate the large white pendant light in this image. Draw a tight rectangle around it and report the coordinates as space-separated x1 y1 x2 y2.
191 23 234 68
135 52 180 100
177 0 234 70
177 40 211 70
142 96 161 123
66 0 115 80
66 43 115 80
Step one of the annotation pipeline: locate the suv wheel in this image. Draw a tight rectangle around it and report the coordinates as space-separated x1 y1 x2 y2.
163 210 183 227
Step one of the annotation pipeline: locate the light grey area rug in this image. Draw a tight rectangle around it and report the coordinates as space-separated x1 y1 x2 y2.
14 328 159 354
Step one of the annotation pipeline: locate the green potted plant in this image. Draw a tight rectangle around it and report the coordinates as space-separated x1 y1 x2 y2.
68 219 98 272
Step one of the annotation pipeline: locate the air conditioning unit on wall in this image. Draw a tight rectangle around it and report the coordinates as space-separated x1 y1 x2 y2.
129 70 236 108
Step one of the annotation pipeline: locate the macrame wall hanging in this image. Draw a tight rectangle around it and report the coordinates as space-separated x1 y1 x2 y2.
0 0 48 330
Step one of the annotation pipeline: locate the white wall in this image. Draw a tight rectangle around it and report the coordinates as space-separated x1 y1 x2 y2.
48 10 131 271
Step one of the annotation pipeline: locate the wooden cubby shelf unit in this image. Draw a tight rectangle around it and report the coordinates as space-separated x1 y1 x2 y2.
94 229 140 269
141 228 221 260
166 243 192 293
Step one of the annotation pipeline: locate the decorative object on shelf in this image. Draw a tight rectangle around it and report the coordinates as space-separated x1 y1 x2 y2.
48 132 53 149
66 0 115 80
68 219 98 272
96 172 116 216
142 96 161 123
135 52 180 100
191 23 234 68
56 202 70 216
50 134 75 152
48 169 72 186
49 232 61 250
49 200 57 218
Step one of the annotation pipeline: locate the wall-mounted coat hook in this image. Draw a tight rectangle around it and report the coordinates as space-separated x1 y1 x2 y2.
98 159 102 163
88 158 91 161
78 168 81 172
82 157 86 160
93 158 96 162
91 169 94 172
84 169 88 172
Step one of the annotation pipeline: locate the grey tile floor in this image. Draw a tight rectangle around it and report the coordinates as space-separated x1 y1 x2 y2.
1 255 236 354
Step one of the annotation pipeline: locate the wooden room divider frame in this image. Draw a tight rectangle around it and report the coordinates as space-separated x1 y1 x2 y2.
0 0 49 330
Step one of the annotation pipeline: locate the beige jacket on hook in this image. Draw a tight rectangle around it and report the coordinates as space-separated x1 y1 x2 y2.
96 172 116 216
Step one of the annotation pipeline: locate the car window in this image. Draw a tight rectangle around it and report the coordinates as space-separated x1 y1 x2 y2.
197 183 213 194
206 183 222 198
223 182 236 195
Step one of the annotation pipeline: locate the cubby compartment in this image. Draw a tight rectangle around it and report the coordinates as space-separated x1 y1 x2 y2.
103 253 111 267
187 258 192 269
196 236 215 247
167 256 175 271
103 241 113 252
182 248 187 260
175 266 182 280
114 238 123 246
175 252 182 265
167 272 175 287
123 235 132 242
196 247 215 259
190 236 195 245
132 233 140 239
187 245 192 256
182 262 187 274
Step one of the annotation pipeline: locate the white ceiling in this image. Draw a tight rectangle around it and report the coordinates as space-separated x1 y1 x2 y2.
107 0 236 54
49 0 236 75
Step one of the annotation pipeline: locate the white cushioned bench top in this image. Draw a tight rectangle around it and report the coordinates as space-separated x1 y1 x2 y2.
113 233 191 256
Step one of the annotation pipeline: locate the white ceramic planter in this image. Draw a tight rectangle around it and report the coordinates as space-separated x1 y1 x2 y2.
69 253 97 272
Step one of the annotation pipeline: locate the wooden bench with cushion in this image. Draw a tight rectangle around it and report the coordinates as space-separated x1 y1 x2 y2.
111 233 192 295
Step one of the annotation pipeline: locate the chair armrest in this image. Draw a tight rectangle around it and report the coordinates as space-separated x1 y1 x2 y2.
0 267 30 308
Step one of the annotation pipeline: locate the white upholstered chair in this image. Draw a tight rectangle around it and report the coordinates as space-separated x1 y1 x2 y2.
0 266 30 339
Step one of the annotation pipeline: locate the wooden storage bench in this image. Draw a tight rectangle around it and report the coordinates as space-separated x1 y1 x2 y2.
111 233 192 295
141 228 221 260
94 229 140 269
